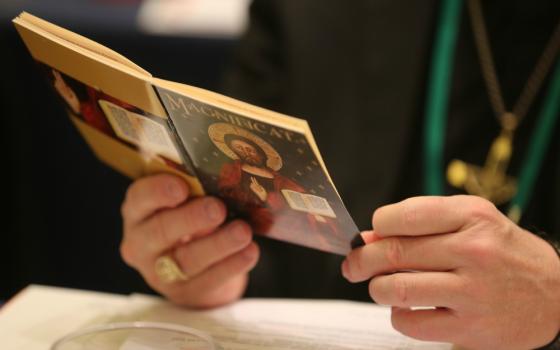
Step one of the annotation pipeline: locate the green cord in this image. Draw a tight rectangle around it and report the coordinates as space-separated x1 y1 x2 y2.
508 60 560 221
423 0 560 223
423 0 464 195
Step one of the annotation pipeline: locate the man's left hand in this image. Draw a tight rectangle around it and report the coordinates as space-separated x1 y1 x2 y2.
342 195 560 350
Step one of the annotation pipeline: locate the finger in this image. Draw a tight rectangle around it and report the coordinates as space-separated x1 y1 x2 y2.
372 195 497 238
122 174 189 226
369 272 465 308
174 220 253 278
343 234 459 282
361 230 382 244
166 242 260 305
391 306 461 343
134 196 227 258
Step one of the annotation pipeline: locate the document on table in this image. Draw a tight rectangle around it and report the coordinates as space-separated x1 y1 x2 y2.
0 285 453 350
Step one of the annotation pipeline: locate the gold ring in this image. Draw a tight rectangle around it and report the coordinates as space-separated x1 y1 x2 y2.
154 255 188 283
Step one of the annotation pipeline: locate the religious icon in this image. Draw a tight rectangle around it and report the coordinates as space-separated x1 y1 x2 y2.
209 123 338 241
158 87 359 255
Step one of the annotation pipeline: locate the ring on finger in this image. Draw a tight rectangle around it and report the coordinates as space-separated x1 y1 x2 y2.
154 255 188 284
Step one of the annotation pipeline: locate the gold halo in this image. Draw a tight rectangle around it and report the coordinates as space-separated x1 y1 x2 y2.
208 123 283 171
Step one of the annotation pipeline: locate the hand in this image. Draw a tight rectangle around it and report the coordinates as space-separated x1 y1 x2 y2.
342 195 560 350
250 176 268 202
120 174 259 308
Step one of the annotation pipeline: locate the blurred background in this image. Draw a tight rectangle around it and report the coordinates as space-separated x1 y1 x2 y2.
2 0 250 300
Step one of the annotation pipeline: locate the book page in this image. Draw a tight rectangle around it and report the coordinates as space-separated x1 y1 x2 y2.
0 285 130 350
134 297 454 350
16 12 149 76
0 285 454 350
13 12 166 118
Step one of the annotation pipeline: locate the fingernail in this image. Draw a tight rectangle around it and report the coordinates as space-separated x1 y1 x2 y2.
205 199 223 221
231 223 249 243
361 230 381 244
166 180 184 201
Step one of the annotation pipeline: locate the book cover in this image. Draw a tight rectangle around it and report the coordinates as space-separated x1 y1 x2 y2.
14 12 359 255
157 87 358 254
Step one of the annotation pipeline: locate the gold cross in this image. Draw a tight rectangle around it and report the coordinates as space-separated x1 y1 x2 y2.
447 127 518 206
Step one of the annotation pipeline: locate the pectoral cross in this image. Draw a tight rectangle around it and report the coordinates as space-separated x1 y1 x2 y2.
447 116 518 206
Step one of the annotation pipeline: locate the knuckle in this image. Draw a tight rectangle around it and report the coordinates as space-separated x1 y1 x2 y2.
385 238 405 270
368 278 386 304
401 199 418 229
461 235 498 266
227 221 252 244
154 213 174 248
368 279 380 302
393 275 409 304
465 197 498 223
212 231 232 256
175 246 199 274
187 198 216 230
234 220 253 236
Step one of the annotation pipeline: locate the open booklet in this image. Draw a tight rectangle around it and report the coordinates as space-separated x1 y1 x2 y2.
0 285 454 350
13 12 359 255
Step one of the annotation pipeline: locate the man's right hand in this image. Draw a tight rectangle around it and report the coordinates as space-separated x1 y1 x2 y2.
120 174 259 308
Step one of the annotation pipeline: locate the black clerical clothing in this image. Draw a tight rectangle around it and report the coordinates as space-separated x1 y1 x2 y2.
221 0 560 301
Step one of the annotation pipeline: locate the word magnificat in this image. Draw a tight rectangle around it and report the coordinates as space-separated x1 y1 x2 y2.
161 91 306 144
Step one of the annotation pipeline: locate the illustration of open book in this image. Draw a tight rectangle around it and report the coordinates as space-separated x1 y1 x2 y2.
13 12 358 255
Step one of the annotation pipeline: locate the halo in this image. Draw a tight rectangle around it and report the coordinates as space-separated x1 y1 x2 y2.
208 123 282 171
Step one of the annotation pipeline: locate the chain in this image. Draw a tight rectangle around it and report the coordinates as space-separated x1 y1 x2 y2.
467 0 560 126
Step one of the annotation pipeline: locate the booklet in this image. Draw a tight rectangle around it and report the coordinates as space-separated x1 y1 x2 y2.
13 12 359 255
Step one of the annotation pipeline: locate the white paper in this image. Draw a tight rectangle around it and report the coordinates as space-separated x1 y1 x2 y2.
0 285 454 350
132 296 452 350
0 285 129 349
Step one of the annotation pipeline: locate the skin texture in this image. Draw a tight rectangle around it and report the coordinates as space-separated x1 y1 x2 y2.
120 173 259 309
121 175 560 348
342 195 560 350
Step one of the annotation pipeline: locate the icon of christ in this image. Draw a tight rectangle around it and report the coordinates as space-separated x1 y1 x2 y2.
208 123 340 250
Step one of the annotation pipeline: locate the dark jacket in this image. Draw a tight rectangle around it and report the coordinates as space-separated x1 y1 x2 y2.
222 0 560 300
